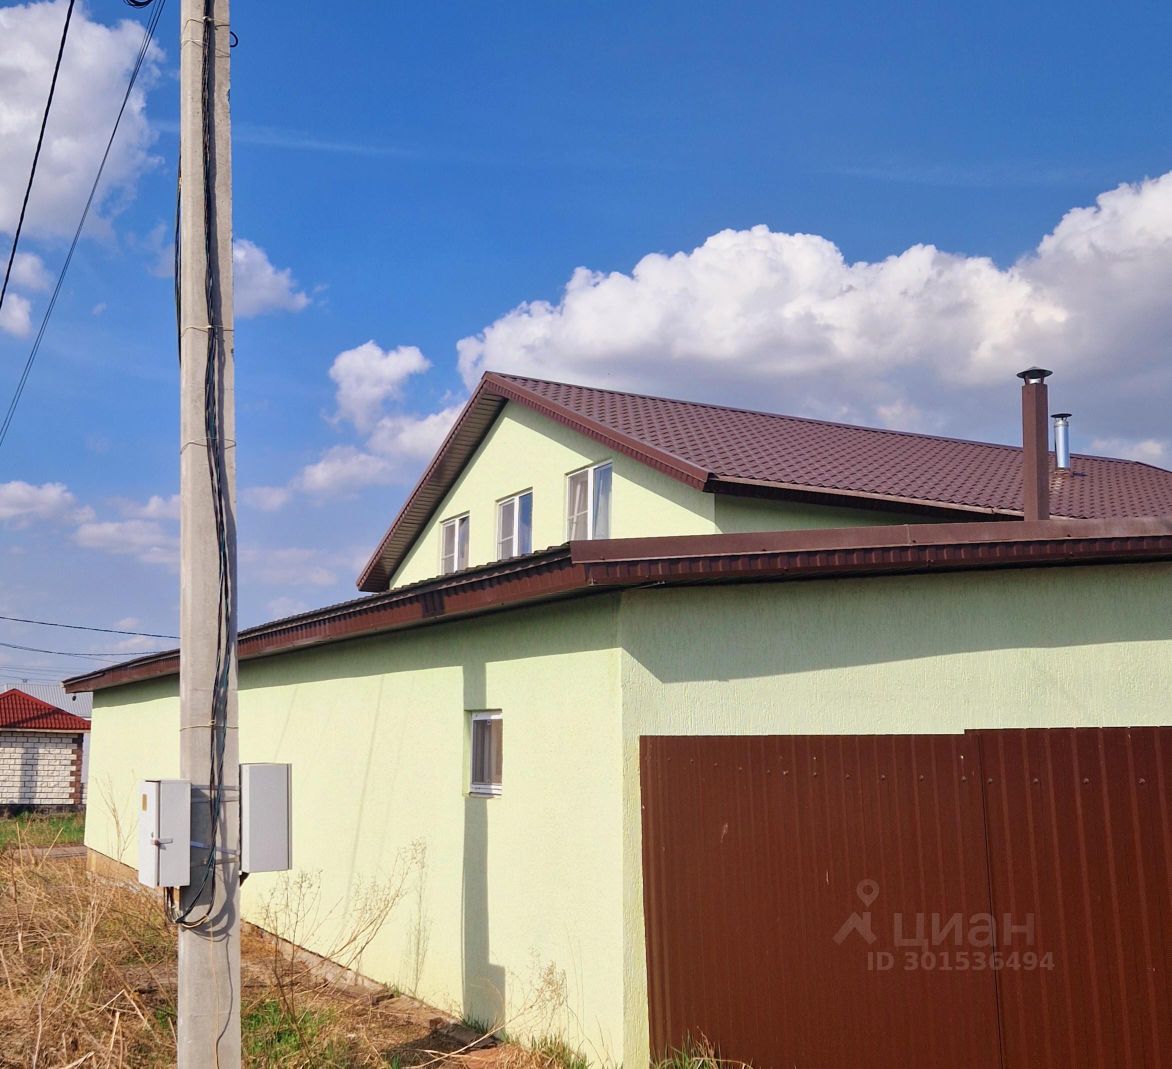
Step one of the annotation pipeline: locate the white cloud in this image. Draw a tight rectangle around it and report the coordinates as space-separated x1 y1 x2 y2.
261 341 455 500
0 480 91 526
294 404 462 498
232 239 310 318
114 616 141 630
110 634 164 654
10 252 51 291
1090 437 1167 464
73 519 177 567
265 596 309 620
329 342 430 432
240 546 337 587
0 1 163 238
242 485 292 512
122 493 179 521
366 405 461 460
0 292 32 336
455 172 1172 453
295 445 394 496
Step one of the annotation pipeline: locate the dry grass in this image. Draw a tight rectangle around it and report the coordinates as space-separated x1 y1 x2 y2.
0 847 582 1068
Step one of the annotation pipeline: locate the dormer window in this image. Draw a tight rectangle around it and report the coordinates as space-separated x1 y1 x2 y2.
566 461 612 541
497 491 533 559
440 514 469 575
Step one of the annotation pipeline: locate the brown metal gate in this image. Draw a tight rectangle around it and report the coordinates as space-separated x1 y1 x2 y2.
640 729 1172 1068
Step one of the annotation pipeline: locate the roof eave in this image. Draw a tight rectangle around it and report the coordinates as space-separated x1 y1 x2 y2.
356 372 714 593
67 518 1172 695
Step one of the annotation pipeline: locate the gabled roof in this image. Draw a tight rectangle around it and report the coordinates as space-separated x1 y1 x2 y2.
0 688 91 732
66 518 1172 694
357 372 1172 591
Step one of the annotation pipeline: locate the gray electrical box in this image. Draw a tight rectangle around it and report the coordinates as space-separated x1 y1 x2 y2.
137 779 191 888
240 763 292 873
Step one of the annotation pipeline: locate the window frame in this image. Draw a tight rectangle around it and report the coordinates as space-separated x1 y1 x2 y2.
565 460 613 541
496 489 533 560
439 512 469 575
468 711 503 797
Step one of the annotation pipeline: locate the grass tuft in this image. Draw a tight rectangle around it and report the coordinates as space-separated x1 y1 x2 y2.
0 810 85 849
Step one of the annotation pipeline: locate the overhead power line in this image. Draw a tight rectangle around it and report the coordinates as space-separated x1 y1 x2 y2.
0 0 76 318
0 639 133 661
0 0 168 452
0 612 177 640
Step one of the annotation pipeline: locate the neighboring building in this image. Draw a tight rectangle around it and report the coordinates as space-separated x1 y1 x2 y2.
69 372 1172 1064
0 688 90 810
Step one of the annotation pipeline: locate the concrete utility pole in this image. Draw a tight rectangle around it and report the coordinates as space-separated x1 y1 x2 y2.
177 0 239 1065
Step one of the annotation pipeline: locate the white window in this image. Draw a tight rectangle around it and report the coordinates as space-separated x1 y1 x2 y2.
566 461 612 540
469 712 502 796
440 514 469 575
497 490 533 560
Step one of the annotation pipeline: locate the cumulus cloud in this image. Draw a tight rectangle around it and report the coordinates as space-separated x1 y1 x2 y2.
329 342 430 432
242 485 292 512
265 596 309 620
252 340 455 502
0 292 32 336
232 239 310 318
1090 437 1167 464
0 481 91 526
73 519 178 567
122 493 179 520
9 252 51 292
239 546 337 587
0 1 163 238
456 172 1172 455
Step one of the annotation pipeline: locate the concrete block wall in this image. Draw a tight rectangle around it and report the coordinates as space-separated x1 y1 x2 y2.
0 730 84 807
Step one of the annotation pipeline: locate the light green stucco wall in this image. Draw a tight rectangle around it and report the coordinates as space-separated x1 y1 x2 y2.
85 561 1172 1065
85 598 627 1063
391 403 714 588
616 562 1172 1061
389 403 942 589
714 493 948 532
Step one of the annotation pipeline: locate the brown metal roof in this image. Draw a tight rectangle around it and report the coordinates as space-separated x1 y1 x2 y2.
67 518 1172 694
357 373 1172 592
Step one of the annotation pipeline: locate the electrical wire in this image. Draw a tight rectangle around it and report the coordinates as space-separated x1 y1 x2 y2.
169 0 235 939
0 0 167 453
0 0 76 319
0 640 128 660
0 612 177 639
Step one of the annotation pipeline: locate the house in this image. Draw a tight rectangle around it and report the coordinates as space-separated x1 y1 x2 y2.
68 371 1172 1065
0 687 90 811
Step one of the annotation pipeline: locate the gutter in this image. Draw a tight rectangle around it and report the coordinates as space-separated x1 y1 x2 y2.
66 518 1172 694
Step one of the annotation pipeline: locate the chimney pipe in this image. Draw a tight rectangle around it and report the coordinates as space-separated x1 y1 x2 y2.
1017 367 1052 521
1053 412 1072 471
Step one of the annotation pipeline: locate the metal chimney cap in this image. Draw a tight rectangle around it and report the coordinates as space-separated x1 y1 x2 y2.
1052 412 1072 421
1017 366 1053 383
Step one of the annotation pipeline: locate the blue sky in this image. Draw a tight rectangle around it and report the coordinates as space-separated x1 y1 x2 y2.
2 0 1172 683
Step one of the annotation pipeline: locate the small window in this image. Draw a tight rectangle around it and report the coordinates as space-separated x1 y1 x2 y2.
440 514 469 575
470 712 502 796
566 461 612 541
497 491 533 559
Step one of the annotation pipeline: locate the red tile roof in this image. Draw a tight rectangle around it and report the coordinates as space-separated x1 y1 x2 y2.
357 372 1172 591
0 688 91 732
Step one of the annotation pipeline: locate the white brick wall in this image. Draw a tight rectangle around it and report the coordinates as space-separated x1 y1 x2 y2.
0 730 80 806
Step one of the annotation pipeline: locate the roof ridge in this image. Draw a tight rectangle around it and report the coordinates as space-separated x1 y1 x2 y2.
494 372 1039 457
0 687 62 712
497 373 1172 471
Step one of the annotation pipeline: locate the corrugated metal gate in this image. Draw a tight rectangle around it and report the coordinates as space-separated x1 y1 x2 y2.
640 729 1172 1068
